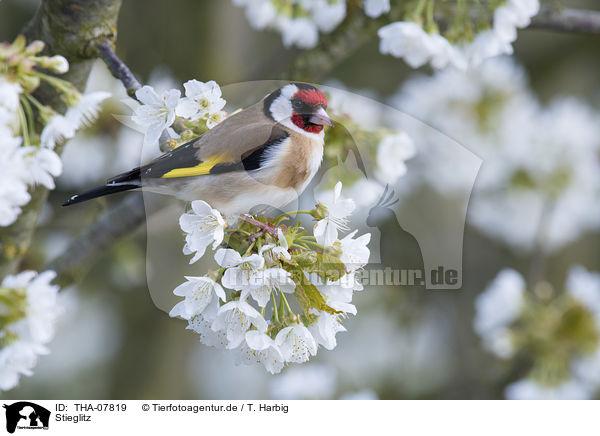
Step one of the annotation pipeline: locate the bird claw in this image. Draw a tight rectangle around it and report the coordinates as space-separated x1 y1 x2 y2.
240 214 279 239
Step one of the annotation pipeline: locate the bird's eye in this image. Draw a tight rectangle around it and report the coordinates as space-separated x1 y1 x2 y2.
292 99 303 109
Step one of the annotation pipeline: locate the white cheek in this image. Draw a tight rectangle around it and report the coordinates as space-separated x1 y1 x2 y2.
271 96 292 123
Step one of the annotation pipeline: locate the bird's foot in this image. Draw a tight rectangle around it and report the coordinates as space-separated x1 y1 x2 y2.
240 214 279 238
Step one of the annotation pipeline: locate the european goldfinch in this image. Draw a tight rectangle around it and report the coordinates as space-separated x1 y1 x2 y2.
63 83 333 215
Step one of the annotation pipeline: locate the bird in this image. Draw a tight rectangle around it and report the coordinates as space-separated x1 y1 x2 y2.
62 83 333 216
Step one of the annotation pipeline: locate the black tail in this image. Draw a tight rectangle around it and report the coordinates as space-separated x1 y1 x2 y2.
62 183 139 206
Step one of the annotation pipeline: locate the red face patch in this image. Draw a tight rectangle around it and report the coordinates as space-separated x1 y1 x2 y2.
291 113 324 134
294 89 327 108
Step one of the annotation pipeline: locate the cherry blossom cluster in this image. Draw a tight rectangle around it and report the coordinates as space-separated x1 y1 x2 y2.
231 0 347 49
131 79 227 149
232 0 539 69
474 267 600 399
0 270 60 390
170 182 370 373
0 35 109 226
378 0 539 70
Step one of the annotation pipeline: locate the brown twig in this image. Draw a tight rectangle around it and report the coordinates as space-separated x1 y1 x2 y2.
530 6 600 35
97 40 142 98
240 215 279 238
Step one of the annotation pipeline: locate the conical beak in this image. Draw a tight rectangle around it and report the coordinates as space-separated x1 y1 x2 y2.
309 107 334 126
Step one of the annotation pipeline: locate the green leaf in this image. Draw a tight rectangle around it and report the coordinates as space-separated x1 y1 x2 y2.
223 231 249 254
303 252 347 282
292 251 317 268
286 264 341 317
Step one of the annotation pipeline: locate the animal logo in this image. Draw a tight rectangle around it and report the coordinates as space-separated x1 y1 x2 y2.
367 185 425 286
3 402 50 433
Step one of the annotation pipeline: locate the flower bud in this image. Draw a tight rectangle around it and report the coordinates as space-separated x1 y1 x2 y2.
310 202 328 220
25 40 45 56
180 129 196 141
49 55 69 74
19 74 40 92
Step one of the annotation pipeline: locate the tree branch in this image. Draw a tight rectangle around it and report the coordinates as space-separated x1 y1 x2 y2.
97 40 141 98
530 6 600 35
287 4 600 82
0 0 123 279
48 194 146 287
44 38 172 288
287 3 403 82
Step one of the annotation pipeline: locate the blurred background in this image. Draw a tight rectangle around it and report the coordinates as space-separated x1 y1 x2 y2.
1 0 599 399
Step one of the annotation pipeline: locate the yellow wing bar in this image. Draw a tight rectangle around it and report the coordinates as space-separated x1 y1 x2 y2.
160 153 230 178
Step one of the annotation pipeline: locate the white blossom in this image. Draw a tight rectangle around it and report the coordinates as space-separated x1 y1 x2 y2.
473 269 525 358
314 181 355 246
0 174 30 227
377 0 539 70
0 137 30 226
462 0 540 68
338 230 371 271
312 0 346 33
376 132 416 184
378 22 463 70
0 77 22 115
493 0 540 44
275 324 317 363
206 110 227 129
176 80 226 121
339 390 379 400
0 343 38 391
22 147 62 189
474 269 525 336
505 378 591 400
280 18 319 49
40 91 110 149
244 0 277 30
179 200 226 263
573 348 600 390
211 300 268 349
245 267 295 307
215 249 265 291
308 311 346 350
233 0 347 48
187 298 228 348
0 270 61 391
258 228 290 266
238 330 285 374
131 85 180 147
169 276 226 320
363 0 389 18
566 266 600 316
40 115 77 150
